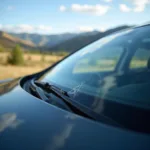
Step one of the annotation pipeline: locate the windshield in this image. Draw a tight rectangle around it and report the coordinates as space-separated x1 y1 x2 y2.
39 26 150 132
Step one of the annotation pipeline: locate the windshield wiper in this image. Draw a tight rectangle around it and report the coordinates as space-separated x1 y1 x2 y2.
30 81 50 102
33 81 123 128
34 80 96 120
34 81 69 97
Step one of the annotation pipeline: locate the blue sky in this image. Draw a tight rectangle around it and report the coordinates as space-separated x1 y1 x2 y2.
0 0 150 34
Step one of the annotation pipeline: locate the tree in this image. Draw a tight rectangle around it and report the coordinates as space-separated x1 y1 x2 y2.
8 45 24 65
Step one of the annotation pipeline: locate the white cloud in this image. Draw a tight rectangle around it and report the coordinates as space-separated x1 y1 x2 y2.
133 6 145 12
71 4 110 15
99 27 106 32
0 113 23 132
132 0 150 12
7 6 15 11
59 5 66 12
35 25 52 31
0 24 52 34
77 26 106 32
60 4 110 16
120 0 150 13
120 4 131 12
78 26 95 32
103 0 112 3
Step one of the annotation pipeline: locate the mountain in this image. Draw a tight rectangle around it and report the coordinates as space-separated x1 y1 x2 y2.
10 33 78 47
0 31 35 50
49 26 131 53
1 25 132 53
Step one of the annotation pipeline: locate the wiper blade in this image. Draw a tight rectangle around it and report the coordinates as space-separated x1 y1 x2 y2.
30 81 50 102
30 80 73 111
33 81 123 127
34 81 69 97
34 81 96 120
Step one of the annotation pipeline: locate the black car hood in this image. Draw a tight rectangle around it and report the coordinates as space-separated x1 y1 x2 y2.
0 78 149 150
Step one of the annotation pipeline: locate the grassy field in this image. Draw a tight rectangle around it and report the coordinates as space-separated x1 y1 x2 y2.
0 52 64 80
0 51 147 80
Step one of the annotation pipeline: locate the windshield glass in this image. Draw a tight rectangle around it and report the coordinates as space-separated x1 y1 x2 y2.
39 26 150 132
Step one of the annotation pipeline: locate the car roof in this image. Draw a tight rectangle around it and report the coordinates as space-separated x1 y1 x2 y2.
135 23 150 29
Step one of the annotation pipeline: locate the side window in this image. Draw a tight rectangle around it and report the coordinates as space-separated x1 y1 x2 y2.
73 47 123 73
130 49 150 70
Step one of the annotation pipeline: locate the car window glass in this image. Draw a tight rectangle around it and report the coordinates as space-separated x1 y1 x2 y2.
40 26 150 110
73 47 124 73
130 39 150 69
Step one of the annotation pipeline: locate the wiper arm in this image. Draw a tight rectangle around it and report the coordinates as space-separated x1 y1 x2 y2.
34 81 69 97
33 81 123 128
34 81 96 120
30 80 73 111
30 81 50 102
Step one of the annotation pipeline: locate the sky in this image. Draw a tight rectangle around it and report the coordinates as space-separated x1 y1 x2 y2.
0 0 150 34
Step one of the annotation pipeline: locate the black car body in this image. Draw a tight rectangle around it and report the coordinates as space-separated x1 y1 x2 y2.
0 25 150 150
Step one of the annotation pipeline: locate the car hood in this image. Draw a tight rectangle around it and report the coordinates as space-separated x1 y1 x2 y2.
0 78 150 150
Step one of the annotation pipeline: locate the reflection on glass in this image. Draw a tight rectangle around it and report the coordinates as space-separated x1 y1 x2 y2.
92 76 117 113
46 124 74 150
0 113 23 133
0 78 19 96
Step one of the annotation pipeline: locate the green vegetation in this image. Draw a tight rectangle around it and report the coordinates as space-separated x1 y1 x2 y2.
25 49 41 54
0 51 64 79
7 45 24 65
0 45 4 52
24 49 68 57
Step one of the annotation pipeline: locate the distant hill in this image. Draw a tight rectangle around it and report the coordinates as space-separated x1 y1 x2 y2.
49 26 131 53
0 25 132 52
0 31 36 50
10 33 78 47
